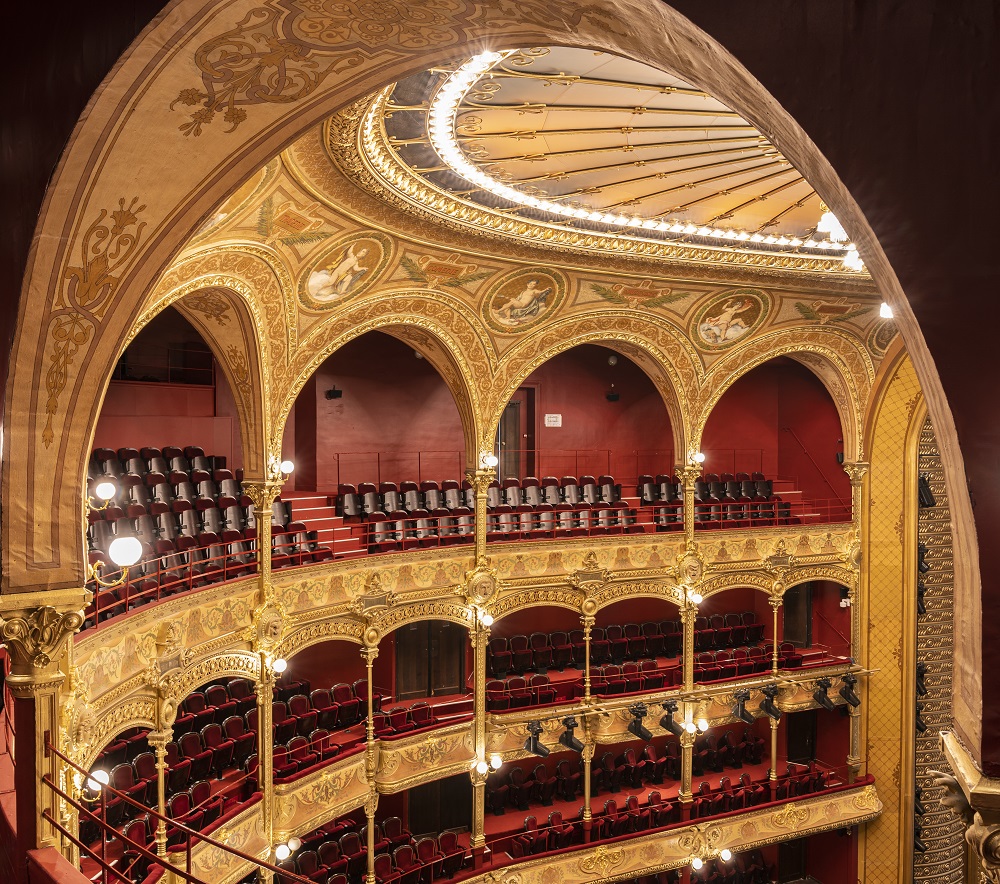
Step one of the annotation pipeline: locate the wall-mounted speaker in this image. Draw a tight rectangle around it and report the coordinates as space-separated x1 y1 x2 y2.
325 387 342 400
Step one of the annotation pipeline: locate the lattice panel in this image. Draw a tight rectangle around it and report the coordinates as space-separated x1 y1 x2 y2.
914 418 965 882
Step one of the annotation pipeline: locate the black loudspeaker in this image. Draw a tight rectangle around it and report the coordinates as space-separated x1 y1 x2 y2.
325 387 343 400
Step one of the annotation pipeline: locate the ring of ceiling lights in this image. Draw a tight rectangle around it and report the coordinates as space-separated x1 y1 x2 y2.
354 50 865 275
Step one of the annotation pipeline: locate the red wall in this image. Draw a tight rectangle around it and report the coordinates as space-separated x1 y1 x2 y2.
288 640 365 694
702 358 850 504
291 332 467 490
810 581 851 656
523 345 673 483
814 707 850 767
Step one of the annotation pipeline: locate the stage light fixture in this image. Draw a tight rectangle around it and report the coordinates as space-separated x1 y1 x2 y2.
760 684 782 721
559 716 585 752
524 721 549 757
838 673 861 708
812 678 836 711
917 474 937 508
915 703 927 733
731 689 754 725
917 580 927 616
915 661 928 697
914 822 927 853
627 703 653 741
659 700 685 736
914 784 926 816
917 542 931 573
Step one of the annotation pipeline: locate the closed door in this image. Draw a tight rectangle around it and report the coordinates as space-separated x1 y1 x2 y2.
498 387 536 478
786 709 817 764
783 583 812 647
407 773 472 837
395 621 467 700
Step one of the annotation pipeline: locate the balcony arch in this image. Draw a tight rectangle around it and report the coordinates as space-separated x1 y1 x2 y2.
693 330 872 464
274 296 490 472
485 316 692 459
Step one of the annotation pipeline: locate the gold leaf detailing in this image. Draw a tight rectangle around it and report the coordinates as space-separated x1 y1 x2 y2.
771 802 810 829
578 845 626 878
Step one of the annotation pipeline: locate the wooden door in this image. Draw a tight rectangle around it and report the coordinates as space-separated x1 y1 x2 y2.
395 621 467 699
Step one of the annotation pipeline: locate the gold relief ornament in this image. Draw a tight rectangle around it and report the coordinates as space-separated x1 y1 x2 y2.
771 803 810 829
578 844 626 878
0 605 85 669
676 550 705 585
247 602 286 652
465 563 501 607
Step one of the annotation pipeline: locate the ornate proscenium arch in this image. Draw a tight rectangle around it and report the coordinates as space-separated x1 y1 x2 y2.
485 313 697 458
272 292 491 469
691 328 874 462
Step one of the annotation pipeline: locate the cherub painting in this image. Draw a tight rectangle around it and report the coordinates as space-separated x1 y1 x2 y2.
307 243 371 302
484 269 566 333
691 289 769 350
299 232 393 310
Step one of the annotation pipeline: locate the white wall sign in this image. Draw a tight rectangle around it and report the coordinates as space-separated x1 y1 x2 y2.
544 413 562 427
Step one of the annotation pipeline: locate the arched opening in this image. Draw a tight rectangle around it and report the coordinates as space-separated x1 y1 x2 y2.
592 597 683 694
285 331 472 558
693 588 772 685
698 357 852 526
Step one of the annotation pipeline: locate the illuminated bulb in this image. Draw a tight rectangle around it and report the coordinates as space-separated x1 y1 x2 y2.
689 592 703 605
288 837 302 852
669 223 684 233
684 722 697 734
94 480 116 501
763 235 777 244
720 849 732 862
776 236 790 246
475 760 489 775
697 718 709 732
108 536 143 568
273 658 288 674
711 228 725 238
683 224 698 234
880 302 894 319
480 452 499 469
843 247 864 271
817 209 848 242
736 232 750 241
642 220 658 229
280 460 294 475
692 858 703 870
750 233 764 242
480 612 494 627
275 844 291 861
693 451 706 463
86 769 110 791
698 227 712 236
490 754 503 770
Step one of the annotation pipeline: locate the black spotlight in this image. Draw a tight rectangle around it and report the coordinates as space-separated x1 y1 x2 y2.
917 543 931 574
839 673 861 708
731 689 754 725
760 684 782 721
915 703 927 733
324 387 343 399
918 474 937 508
917 580 927 616
813 678 836 711
627 703 653 741
524 721 549 757
659 700 685 736
916 661 928 697
914 821 928 853
914 784 926 816
559 716 585 753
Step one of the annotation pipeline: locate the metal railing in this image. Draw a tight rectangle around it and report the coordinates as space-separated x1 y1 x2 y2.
42 740 312 884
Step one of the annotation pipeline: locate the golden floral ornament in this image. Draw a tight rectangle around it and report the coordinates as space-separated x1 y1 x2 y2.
483 267 567 335
771 803 810 829
578 845 626 878
298 230 394 310
0 606 85 669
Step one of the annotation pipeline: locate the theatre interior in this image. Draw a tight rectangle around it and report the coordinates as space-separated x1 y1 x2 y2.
2 4 996 884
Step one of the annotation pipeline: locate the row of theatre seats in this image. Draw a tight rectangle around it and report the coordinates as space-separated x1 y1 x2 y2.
486 613 767 677
274 814 467 884
637 472 794 526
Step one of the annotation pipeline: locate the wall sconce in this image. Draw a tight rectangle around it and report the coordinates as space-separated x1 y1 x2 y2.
272 658 288 674
687 450 706 467
489 754 503 770
478 451 499 470
83 768 110 799
87 479 118 510
87 535 143 588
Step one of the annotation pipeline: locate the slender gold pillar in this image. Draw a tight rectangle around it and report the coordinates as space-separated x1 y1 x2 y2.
679 722 695 806
470 468 495 566
769 716 779 782
243 479 283 603
469 613 489 860
581 614 594 701
770 596 782 675
681 605 697 693
843 461 868 781
364 791 378 884
256 655 275 884
679 465 700 541
146 729 170 857
581 732 595 841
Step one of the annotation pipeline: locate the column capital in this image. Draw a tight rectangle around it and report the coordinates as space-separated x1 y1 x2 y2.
842 461 870 486
467 469 496 495
0 595 86 674
240 479 284 511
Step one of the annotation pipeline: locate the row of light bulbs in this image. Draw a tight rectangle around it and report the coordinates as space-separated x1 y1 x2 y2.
428 53 864 269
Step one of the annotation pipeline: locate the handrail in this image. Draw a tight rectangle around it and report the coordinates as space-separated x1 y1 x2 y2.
44 740 313 884
780 428 848 505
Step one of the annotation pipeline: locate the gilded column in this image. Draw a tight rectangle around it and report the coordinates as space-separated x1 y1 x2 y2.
769 717 780 784
469 468 495 566
469 614 489 863
843 461 868 779
679 723 696 813
581 614 594 702
256 654 276 884
242 479 283 605
0 594 86 866
679 465 700 543
681 605 697 692
146 729 171 857
361 633 381 884
769 595 783 675
581 732 595 841
364 790 378 884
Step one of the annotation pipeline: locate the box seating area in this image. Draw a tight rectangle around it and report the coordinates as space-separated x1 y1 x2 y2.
276 814 467 884
84 445 333 627
636 472 796 528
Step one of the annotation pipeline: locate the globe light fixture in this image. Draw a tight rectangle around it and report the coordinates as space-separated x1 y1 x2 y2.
273 658 288 674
